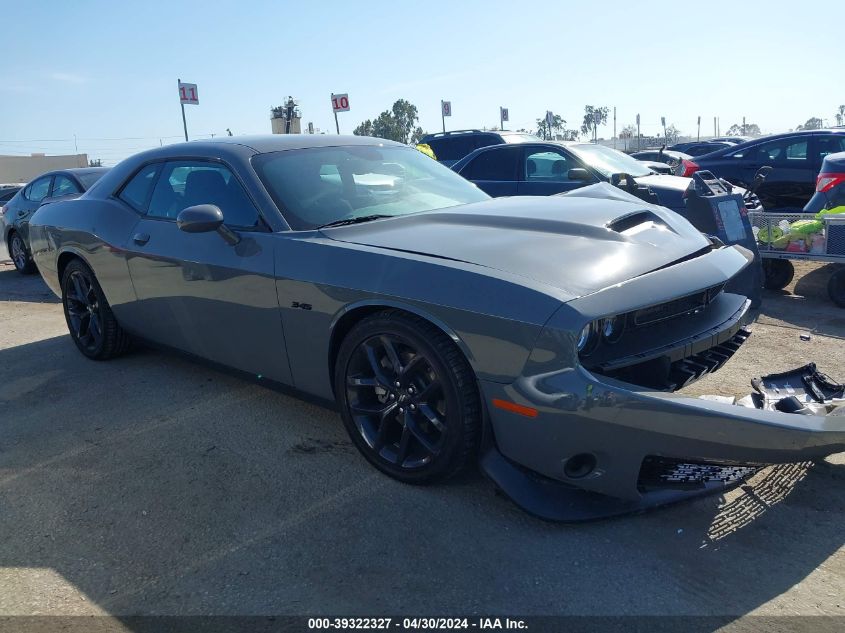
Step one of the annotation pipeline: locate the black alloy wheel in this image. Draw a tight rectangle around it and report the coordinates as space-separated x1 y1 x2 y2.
61 259 131 360
335 310 480 483
10 232 36 274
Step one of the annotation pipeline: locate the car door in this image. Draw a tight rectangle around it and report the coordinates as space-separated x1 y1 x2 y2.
517 147 593 196
121 159 292 384
752 137 813 209
13 175 52 241
460 146 520 196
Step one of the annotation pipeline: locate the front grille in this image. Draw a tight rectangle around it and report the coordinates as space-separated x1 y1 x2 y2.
596 326 751 391
632 283 725 327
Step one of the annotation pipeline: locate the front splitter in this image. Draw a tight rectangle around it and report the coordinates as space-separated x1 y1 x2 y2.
480 447 754 522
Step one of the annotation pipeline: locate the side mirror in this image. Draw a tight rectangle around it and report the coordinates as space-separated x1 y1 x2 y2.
177 204 224 233
568 168 591 181
176 204 240 245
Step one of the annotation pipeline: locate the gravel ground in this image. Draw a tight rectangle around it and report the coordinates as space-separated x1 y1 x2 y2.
0 257 842 624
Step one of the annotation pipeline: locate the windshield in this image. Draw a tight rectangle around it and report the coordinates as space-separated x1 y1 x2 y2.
253 145 489 230
567 144 654 178
504 134 542 143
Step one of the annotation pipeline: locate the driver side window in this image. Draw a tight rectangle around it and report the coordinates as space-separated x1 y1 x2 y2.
147 161 260 228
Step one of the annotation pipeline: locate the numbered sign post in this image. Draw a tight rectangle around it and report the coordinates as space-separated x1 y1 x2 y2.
331 93 350 134
636 113 641 150
441 100 451 133
500 107 508 131
178 79 199 141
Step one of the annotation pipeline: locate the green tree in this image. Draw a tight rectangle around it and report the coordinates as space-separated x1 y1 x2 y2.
796 117 823 131
353 119 374 137
353 99 420 143
581 105 609 140
835 105 845 127
664 124 681 144
619 124 637 150
88 159 102 167
410 127 426 144
536 113 566 140
726 122 761 136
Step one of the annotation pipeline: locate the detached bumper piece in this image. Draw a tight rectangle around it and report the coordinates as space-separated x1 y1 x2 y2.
481 449 757 523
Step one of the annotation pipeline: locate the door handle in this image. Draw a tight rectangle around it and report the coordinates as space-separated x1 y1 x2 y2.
132 233 150 245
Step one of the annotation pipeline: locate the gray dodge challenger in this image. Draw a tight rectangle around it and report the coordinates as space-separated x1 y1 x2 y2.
28 135 845 520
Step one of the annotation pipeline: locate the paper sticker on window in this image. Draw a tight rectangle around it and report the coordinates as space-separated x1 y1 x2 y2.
717 199 747 242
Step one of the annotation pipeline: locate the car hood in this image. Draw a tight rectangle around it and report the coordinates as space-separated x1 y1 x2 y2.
320 190 713 301
634 173 692 193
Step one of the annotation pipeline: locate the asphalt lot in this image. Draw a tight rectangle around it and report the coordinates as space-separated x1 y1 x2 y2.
0 250 843 622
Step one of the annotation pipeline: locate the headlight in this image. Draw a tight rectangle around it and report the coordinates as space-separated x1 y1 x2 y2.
601 315 625 344
577 322 599 355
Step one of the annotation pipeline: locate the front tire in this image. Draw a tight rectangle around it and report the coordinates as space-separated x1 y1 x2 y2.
334 310 480 484
9 232 36 274
61 259 131 360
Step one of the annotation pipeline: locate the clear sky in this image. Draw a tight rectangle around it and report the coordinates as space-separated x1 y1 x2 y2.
1 0 841 165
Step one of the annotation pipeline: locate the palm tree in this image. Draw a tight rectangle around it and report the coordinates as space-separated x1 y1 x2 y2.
837 105 845 127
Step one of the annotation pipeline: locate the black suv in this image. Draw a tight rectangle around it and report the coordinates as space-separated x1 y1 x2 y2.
419 129 540 167
680 129 845 209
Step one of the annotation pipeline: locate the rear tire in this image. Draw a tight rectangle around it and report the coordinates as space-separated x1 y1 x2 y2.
9 232 36 274
762 259 794 290
334 310 480 484
828 268 845 308
61 259 131 360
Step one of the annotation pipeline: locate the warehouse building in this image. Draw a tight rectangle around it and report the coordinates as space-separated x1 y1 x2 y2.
0 153 88 184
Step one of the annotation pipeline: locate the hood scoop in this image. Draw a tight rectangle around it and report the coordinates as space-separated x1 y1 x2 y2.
607 210 673 235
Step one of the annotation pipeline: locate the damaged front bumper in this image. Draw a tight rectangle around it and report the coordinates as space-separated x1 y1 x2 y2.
478 355 845 522
479 368 845 521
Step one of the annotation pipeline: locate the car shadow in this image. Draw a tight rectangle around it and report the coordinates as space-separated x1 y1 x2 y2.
0 334 842 623
756 263 845 340
0 264 60 304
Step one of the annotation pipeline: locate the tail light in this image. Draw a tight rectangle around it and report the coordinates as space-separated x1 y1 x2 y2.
816 172 845 193
677 159 700 178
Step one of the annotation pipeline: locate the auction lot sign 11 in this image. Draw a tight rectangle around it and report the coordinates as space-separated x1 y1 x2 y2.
178 79 199 141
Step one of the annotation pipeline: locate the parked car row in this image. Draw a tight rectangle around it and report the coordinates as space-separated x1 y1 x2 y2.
676 129 845 209
418 127 845 213
0 168 109 273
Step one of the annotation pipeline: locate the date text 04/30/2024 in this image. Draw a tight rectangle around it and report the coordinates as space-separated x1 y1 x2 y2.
307 618 528 630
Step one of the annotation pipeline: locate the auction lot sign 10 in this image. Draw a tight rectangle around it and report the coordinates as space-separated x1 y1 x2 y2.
331 93 349 134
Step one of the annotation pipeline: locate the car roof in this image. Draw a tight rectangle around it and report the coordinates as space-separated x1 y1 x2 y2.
697 129 845 158
33 167 110 178
195 134 406 153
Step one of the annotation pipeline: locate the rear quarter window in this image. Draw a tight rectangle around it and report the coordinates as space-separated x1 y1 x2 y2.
118 163 161 212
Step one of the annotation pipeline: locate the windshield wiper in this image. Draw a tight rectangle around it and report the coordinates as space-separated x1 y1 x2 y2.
318 214 393 229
